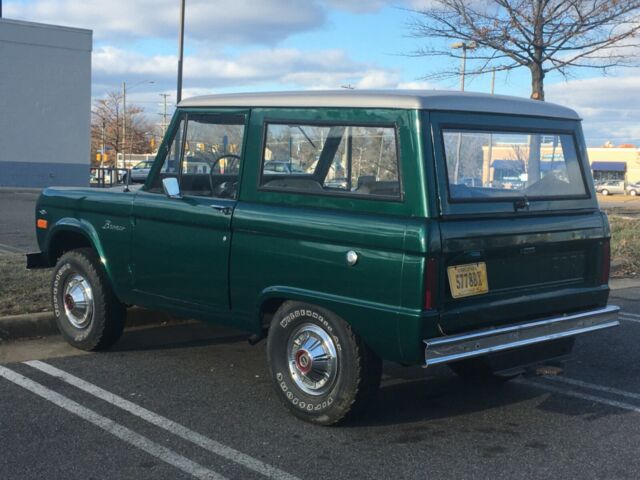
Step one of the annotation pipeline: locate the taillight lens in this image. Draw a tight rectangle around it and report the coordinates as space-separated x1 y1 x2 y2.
425 257 438 310
600 239 611 284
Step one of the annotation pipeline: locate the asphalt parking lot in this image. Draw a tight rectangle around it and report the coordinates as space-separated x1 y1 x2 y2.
0 188 39 253
1 286 640 480
2 188 640 479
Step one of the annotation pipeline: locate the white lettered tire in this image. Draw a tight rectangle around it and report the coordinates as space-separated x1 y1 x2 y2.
52 248 126 351
267 301 382 425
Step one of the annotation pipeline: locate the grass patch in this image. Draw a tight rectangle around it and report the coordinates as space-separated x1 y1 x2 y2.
609 215 640 278
0 254 51 316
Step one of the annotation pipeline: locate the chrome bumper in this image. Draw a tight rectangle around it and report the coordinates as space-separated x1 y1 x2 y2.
424 305 620 366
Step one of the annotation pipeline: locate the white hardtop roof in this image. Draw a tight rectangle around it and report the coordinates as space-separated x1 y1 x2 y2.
178 90 580 120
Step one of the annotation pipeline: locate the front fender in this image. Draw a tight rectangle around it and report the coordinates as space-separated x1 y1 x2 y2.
45 218 112 279
257 286 419 364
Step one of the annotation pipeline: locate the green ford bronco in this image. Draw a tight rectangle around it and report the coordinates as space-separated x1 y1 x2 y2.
28 90 619 425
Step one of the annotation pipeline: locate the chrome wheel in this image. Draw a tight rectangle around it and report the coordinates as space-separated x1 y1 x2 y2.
62 274 94 329
287 323 339 396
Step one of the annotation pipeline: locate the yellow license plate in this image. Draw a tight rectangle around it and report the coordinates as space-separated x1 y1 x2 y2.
447 262 489 299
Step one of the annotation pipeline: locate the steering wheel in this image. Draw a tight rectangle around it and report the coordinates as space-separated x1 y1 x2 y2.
209 154 241 198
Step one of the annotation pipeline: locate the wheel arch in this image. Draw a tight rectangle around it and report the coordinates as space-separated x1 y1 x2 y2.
46 219 112 280
256 286 406 363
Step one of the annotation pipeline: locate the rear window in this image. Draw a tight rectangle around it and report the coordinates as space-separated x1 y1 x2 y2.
260 123 401 199
442 129 588 201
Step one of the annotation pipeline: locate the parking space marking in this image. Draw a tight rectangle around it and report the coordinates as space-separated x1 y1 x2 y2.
544 376 640 402
0 365 226 480
517 378 640 414
0 243 22 254
26 360 301 480
620 312 640 324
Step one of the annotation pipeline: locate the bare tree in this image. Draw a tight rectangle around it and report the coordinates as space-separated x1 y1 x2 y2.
90 91 152 166
408 0 640 100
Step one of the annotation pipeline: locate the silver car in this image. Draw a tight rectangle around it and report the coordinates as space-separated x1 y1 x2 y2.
596 180 625 196
125 161 153 183
626 183 640 196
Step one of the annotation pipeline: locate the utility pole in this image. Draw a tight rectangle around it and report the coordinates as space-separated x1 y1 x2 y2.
101 120 106 168
159 93 170 136
451 41 477 183
122 81 127 170
177 0 186 103
490 69 496 95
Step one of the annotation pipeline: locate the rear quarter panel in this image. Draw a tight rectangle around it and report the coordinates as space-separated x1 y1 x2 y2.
230 107 431 363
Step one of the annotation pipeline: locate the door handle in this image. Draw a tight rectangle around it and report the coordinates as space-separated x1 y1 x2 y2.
211 205 232 215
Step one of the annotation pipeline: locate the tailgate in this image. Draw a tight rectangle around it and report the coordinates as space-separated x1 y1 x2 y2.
438 212 609 334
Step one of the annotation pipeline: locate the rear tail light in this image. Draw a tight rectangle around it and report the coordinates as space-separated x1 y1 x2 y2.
600 239 611 284
425 257 438 310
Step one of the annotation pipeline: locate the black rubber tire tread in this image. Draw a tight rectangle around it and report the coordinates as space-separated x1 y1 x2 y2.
52 247 126 351
267 301 382 426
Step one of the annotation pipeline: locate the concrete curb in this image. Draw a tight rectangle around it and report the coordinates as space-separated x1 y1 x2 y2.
0 308 186 342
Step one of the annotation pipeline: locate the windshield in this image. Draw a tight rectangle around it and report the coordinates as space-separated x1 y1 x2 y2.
442 129 588 201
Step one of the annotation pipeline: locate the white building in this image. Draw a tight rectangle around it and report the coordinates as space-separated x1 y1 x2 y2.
0 18 92 187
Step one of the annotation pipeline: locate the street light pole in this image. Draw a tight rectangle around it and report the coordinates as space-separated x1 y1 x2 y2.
122 81 126 170
451 41 477 92
177 0 186 103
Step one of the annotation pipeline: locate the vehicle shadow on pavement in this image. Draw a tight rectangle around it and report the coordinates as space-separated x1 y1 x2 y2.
108 322 249 353
349 364 631 428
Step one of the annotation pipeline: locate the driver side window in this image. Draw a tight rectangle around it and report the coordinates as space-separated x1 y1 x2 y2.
151 113 245 198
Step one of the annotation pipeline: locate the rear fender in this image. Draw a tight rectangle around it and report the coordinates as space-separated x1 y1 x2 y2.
256 286 411 363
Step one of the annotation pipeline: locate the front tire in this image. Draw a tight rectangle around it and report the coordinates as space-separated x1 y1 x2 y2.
601 189 609 196
52 248 126 351
630 190 637 196
267 302 382 425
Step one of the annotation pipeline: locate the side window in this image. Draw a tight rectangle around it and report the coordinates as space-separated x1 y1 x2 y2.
260 123 401 199
149 114 245 198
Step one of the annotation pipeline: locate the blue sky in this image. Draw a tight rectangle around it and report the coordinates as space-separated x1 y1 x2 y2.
5 0 640 145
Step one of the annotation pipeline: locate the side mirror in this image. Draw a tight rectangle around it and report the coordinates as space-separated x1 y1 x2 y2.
162 177 182 199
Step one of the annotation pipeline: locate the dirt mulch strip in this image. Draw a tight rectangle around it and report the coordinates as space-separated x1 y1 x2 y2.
0 254 51 316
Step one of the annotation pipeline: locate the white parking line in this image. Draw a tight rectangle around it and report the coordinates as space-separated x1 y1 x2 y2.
544 375 640 402
26 360 301 480
0 243 22 254
0 366 226 480
516 378 640 414
620 311 640 319
619 313 640 324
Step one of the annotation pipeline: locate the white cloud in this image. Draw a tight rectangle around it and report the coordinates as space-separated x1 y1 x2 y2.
92 45 403 93
4 0 326 45
547 73 640 145
397 80 434 89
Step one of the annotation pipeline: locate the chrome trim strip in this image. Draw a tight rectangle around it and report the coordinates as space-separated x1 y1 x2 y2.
424 305 620 366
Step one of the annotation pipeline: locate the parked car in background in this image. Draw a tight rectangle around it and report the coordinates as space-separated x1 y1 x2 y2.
28 90 619 425
263 160 305 174
627 183 640 196
124 161 154 183
596 180 625 196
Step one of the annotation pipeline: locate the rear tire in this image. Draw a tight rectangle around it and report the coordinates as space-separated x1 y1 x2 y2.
630 190 637 196
267 301 382 425
601 189 609 196
52 248 126 351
